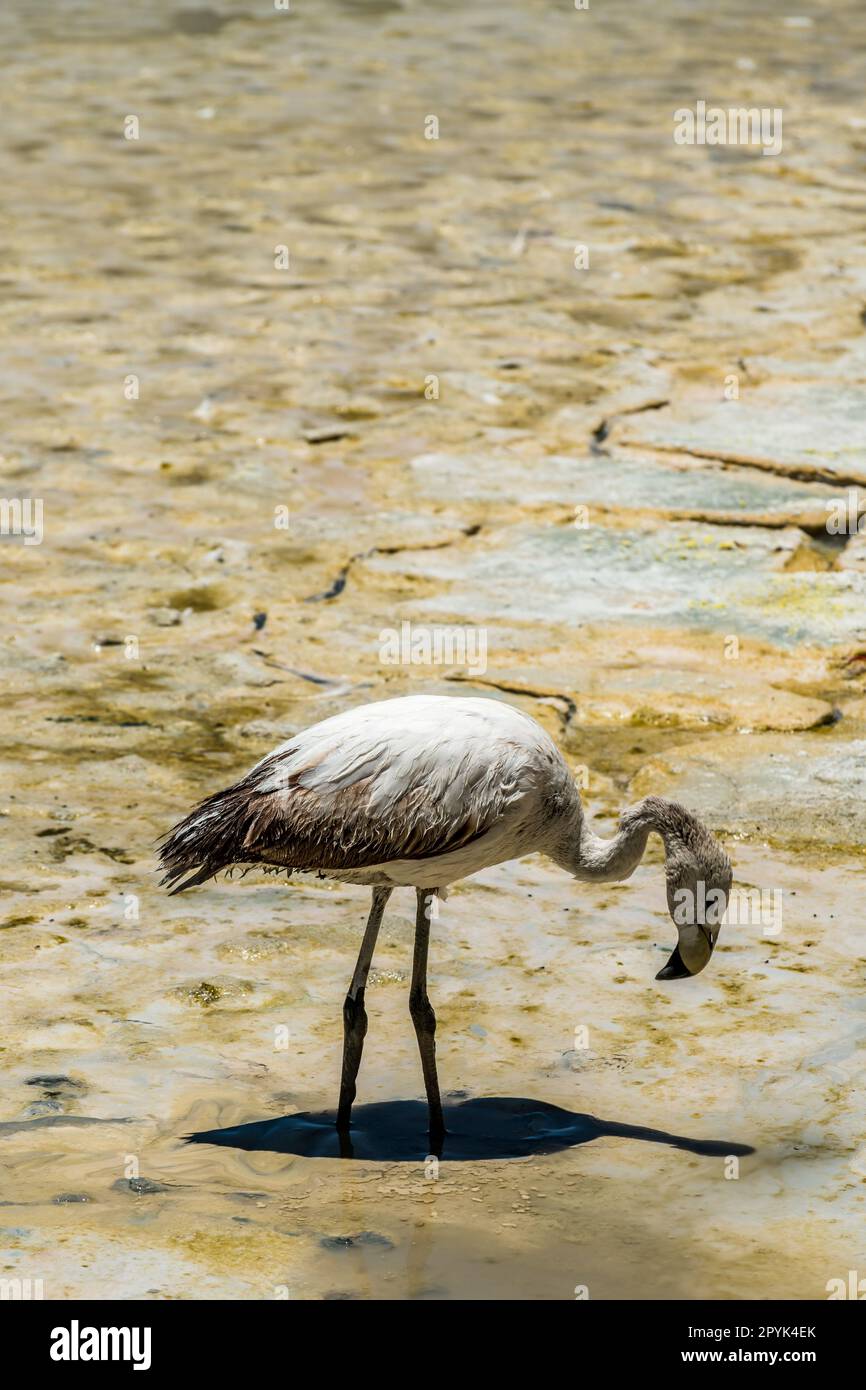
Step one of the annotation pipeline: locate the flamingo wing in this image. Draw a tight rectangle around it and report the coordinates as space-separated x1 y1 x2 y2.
158 697 542 892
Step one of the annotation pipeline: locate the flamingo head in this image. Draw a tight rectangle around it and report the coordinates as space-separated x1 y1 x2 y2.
656 848 732 981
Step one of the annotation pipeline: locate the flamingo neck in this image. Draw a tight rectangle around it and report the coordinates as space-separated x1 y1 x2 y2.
552 796 683 883
555 793 727 886
568 816 652 882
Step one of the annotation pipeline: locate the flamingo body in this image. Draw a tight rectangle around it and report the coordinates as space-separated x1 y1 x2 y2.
161 695 578 892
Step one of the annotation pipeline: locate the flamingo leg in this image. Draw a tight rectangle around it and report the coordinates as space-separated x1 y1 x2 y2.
336 885 392 1132
410 887 445 1138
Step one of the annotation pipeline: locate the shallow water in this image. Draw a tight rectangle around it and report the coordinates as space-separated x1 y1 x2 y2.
1 0 865 1300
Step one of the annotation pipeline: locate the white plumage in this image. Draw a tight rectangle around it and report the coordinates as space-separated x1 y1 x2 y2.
248 694 571 887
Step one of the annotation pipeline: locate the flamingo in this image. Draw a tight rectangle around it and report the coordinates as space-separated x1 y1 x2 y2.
159 694 732 1139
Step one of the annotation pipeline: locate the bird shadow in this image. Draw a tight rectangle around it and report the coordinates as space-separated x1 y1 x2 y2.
186 1096 755 1163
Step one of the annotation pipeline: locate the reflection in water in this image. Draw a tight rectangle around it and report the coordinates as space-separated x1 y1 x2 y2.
187 1096 755 1163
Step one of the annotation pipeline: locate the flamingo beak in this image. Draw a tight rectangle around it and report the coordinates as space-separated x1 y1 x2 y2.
656 924 715 981
656 943 691 980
